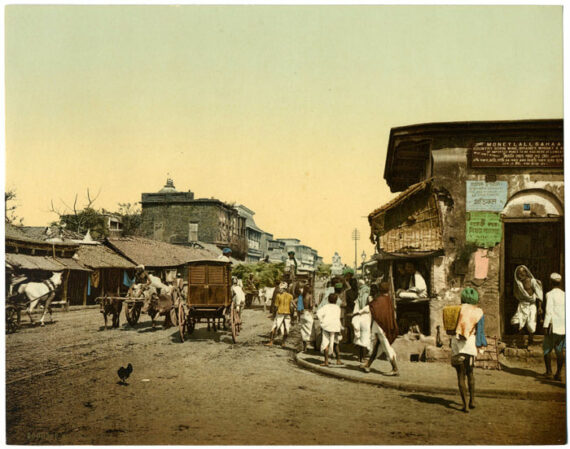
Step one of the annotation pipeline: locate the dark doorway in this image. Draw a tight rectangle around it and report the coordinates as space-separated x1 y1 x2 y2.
503 220 563 335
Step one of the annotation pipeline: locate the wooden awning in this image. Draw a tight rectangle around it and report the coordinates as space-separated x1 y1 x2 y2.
368 180 444 255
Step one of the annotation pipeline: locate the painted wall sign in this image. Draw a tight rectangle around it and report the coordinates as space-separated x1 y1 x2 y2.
471 141 563 168
466 212 502 248
466 180 508 212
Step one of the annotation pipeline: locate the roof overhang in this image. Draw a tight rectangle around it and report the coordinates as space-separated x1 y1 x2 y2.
383 119 563 192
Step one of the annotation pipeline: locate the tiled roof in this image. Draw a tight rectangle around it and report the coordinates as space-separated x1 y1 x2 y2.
75 244 136 269
6 253 90 272
105 236 219 268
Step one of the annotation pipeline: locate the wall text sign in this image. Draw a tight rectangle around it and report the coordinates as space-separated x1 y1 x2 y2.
471 141 563 168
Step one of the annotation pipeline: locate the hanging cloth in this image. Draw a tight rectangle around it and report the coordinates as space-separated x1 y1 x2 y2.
123 271 135 287
87 275 91 296
91 270 101 288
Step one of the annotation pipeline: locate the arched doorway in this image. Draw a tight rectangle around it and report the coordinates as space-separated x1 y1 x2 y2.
500 189 564 336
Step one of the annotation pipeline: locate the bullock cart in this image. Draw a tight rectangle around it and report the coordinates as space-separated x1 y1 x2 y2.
95 289 145 329
178 259 241 343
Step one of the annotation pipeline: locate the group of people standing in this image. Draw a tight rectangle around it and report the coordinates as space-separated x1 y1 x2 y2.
264 267 401 375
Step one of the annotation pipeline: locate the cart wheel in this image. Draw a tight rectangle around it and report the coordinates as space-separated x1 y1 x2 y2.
125 301 141 326
230 304 237 344
178 302 186 342
6 305 20 334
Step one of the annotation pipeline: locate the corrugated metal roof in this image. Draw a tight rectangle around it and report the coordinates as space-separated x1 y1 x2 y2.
75 244 136 269
105 236 219 268
5 253 90 272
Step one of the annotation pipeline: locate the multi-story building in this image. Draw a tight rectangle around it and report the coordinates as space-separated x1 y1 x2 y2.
236 205 264 263
140 179 247 260
278 238 321 270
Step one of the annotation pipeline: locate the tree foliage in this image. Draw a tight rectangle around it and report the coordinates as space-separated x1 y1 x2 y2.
5 189 23 225
316 263 331 278
114 202 142 236
232 262 285 289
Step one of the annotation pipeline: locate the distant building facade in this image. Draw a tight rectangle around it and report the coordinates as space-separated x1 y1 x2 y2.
140 179 247 260
278 238 321 270
236 205 264 263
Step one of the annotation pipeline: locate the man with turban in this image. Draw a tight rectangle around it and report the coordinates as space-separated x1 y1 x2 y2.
265 282 293 347
542 273 565 381
449 287 487 413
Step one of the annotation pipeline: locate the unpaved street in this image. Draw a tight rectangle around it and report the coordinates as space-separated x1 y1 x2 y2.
6 308 567 445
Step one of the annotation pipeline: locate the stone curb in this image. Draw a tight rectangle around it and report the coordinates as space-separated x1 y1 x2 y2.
294 354 566 403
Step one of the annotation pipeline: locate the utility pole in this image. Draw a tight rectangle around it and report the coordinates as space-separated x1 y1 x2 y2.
351 228 360 271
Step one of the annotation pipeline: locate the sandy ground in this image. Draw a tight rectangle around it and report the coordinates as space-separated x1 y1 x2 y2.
5 307 567 445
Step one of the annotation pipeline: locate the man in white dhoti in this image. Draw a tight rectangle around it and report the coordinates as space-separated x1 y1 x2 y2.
317 293 343 366
352 280 372 363
510 265 543 341
265 282 293 347
298 285 315 352
231 277 246 316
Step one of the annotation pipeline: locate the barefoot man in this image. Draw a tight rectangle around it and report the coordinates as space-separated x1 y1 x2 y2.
317 293 344 367
265 282 293 347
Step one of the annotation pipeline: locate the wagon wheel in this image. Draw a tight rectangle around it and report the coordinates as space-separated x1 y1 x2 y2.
6 305 20 334
178 302 187 342
125 301 142 326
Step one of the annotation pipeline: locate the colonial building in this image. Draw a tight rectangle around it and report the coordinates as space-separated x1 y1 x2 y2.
368 119 563 340
140 179 247 260
236 205 264 262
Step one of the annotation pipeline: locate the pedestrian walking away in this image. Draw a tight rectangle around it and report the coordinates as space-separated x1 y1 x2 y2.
265 282 294 347
316 293 344 366
298 285 315 352
542 272 565 381
448 287 487 413
363 282 399 375
352 280 372 363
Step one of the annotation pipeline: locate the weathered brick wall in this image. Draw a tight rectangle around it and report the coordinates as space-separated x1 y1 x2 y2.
141 203 220 244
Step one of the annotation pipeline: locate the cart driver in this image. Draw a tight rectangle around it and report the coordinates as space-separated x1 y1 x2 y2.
231 276 246 316
218 247 233 262
284 251 298 284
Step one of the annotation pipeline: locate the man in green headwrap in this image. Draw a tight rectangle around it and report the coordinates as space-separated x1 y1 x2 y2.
449 287 487 413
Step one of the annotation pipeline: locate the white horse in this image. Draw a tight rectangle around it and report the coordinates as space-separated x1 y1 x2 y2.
18 272 63 326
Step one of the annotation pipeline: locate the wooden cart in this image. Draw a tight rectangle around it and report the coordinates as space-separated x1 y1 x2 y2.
178 259 240 343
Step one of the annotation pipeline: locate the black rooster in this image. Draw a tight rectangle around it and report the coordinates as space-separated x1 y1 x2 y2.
117 363 133 385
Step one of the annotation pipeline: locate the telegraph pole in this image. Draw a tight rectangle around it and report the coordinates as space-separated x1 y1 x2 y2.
351 228 360 271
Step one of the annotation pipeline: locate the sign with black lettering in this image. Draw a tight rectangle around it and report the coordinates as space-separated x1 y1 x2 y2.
471 141 563 168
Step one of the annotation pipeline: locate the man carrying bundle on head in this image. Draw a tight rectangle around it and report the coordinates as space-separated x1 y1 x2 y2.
445 287 487 413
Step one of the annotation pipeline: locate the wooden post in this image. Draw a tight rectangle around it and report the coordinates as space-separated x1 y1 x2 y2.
62 270 70 311
83 273 88 306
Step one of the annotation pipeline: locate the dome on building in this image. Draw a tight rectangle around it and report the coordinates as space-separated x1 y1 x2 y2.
159 178 178 193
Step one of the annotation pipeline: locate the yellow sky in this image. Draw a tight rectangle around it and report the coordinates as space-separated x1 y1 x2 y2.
5 5 563 264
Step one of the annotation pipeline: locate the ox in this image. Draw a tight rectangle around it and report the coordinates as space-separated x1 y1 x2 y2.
18 272 63 326
133 284 176 329
99 297 123 329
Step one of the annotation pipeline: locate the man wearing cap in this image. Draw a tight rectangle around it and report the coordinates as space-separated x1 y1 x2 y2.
542 273 565 381
284 251 297 284
218 247 232 262
265 282 294 347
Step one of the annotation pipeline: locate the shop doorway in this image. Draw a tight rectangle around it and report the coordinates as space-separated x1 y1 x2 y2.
503 220 563 335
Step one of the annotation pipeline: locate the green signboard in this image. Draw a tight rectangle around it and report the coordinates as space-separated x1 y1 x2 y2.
466 212 502 248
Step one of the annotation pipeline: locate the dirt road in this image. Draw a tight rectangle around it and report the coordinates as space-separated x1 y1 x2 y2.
5 308 566 445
